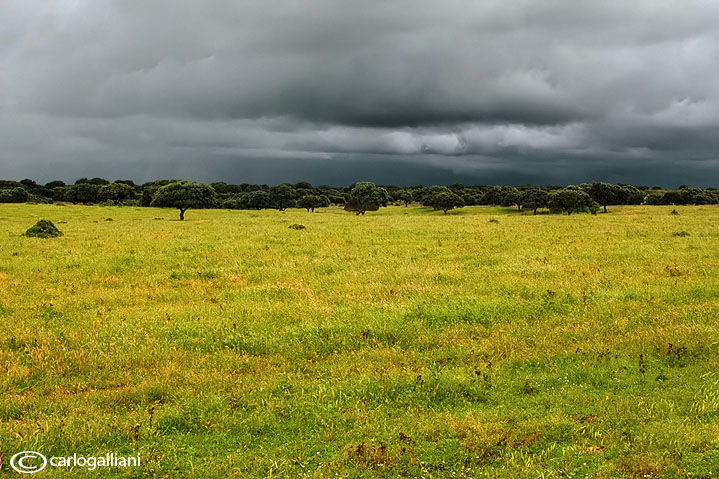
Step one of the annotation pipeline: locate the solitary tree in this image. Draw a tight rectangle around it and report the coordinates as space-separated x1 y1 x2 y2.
520 188 549 215
548 189 593 215
426 190 465 214
150 181 218 220
297 194 330 212
344 182 390 215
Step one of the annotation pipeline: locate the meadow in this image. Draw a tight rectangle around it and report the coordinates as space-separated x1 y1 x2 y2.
0 203 718 478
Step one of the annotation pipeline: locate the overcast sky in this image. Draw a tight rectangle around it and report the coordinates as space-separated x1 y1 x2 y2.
2 1 719 186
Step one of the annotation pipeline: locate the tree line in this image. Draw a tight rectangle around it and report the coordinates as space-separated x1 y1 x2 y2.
1 177 717 220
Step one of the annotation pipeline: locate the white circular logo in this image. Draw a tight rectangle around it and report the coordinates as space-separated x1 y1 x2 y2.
10 451 47 474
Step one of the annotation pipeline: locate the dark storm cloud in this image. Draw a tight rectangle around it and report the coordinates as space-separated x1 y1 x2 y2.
1 0 718 186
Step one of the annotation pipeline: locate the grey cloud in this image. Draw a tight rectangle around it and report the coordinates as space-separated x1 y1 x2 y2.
1 0 718 186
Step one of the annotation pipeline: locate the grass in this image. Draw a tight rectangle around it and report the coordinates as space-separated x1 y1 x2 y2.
0 203 718 478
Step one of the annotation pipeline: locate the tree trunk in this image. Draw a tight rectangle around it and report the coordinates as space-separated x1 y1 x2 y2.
179 208 186 221
603 204 607 213
517 204 521 212
533 208 538 215
443 209 448 215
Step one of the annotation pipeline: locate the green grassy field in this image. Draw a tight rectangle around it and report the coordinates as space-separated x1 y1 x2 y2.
1 204 718 478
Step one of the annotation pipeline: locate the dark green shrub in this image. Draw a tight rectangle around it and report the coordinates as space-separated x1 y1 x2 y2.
24 220 63 238
0 187 29 203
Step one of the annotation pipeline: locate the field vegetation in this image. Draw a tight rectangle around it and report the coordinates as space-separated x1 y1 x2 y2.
1 203 718 478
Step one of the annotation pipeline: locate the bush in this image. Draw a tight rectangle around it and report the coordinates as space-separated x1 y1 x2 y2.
27 193 53 204
644 193 666 205
0 187 29 203
24 220 63 238
222 198 242 209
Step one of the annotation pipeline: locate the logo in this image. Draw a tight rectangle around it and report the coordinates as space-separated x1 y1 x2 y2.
8 450 141 473
10 451 47 474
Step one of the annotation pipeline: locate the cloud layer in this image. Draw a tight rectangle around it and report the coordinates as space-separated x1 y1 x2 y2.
2 0 718 185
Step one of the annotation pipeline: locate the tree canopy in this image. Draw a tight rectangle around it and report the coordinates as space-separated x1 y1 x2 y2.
99 183 135 205
297 194 330 212
548 189 594 215
65 183 100 205
393 189 414 207
269 184 295 211
520 188 549 215
343 182 390 215
423 188 465 214
0 187 29 203
150 181 218 220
